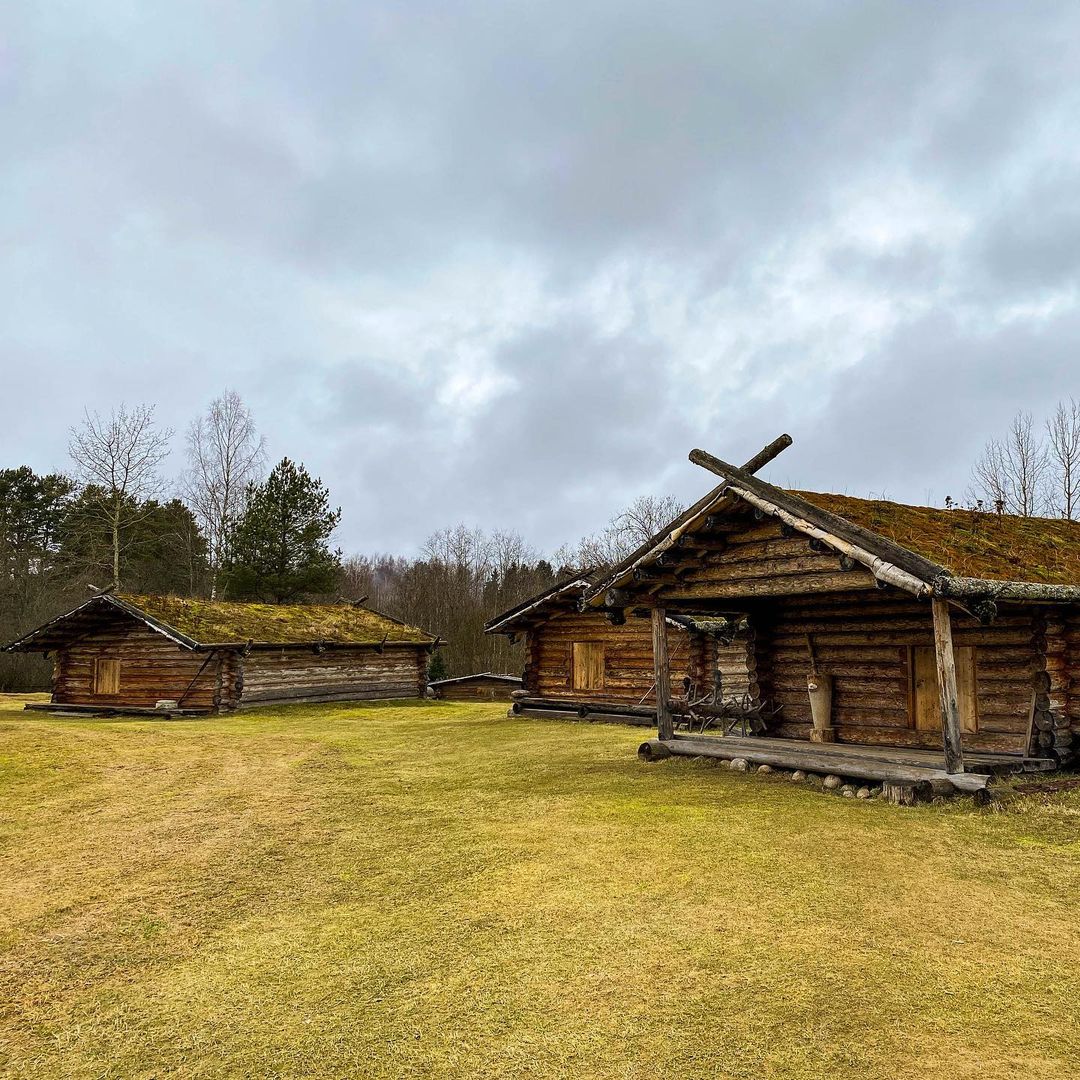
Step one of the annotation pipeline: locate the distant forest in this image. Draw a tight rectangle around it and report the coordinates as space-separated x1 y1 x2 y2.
2 393 1077 691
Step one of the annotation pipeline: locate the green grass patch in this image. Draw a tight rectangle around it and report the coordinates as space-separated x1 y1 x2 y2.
1 694 1079 1078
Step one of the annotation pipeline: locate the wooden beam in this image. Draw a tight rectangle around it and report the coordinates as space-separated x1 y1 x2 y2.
640 735 991 792
651 606 673 740
739 433 794 476
932 598 965 775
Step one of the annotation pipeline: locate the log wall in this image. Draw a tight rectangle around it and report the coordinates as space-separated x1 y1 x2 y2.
755 590 1040 754
1044 611 1077 759
239 646 427 706
526 611 686 704
524 610 750 706
53 623 224 710
655 520 880 601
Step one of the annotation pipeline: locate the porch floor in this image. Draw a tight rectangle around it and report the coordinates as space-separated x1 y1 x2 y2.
648 733 1057 792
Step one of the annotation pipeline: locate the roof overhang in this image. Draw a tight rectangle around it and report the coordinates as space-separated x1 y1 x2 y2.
484 572 595 635
4 594 198 653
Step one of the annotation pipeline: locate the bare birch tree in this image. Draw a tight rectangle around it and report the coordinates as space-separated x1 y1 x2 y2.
970 411 1049 517
560 492 686 568
68 404 173 590
613 493 685 550
183 390 266 597
1046 397 1080 519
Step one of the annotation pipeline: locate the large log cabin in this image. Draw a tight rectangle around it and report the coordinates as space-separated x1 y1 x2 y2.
578 439 1080 795
486 571 754 725
5 593 439 714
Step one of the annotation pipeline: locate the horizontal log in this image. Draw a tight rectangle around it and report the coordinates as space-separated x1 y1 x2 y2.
649 736 993 791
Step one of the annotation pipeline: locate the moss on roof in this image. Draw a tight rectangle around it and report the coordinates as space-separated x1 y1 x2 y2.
116 594 434 646
793 492 1080 584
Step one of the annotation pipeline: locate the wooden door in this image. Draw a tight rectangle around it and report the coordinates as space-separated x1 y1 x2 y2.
572 643 605 691
912 646 977 734
94 658 121 695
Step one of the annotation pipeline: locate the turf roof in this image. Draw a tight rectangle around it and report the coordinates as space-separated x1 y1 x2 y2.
117 594 435 646
793 492 1080 585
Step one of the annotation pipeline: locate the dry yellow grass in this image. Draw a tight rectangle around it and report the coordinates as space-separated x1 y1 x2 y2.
2 692 1080 1079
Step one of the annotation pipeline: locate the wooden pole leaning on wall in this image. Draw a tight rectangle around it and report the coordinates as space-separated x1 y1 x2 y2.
805 634 835 743
931 598 965 775
651 606 674 741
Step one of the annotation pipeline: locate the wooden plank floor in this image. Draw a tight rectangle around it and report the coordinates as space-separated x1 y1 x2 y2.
667 733 1057 775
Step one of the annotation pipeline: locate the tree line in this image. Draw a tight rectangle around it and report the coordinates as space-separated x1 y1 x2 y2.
0 391 677 690
8 391 1075 693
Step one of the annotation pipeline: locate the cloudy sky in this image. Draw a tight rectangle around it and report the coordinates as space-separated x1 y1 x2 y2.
3 2 1079 555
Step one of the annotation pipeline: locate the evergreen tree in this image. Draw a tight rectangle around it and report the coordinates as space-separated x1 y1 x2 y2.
224 458 342 602
427 650 449 682
0 467 78 690
60 490 209 596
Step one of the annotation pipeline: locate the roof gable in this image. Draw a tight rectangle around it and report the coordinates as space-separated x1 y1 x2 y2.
584 446 1080 608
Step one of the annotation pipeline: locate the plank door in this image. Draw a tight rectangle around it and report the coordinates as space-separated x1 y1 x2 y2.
94 658 121 695
572 643 605 691
911 646 977 733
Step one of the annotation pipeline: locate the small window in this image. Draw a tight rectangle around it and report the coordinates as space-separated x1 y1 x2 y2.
94 658 121 695
572 642 605 691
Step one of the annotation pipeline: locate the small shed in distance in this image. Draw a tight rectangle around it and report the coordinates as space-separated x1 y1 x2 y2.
429 673 523 701
5 593 440 714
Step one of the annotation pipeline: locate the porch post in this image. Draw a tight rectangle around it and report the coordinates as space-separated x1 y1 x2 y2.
931 598 965 774
652 606 674 741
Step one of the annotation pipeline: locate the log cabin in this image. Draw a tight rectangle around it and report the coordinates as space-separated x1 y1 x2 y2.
429 673 523 701
485 570 754 726
5 593 440 714
579 438 1080 795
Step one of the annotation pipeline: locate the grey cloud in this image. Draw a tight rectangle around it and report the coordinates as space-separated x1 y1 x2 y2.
3 1 1080 555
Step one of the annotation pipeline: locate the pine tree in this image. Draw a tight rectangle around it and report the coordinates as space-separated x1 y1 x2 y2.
427 650 449 682
224 458 342 602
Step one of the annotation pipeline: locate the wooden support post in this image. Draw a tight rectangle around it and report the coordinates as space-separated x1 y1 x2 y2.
652 606 673 740
931 598 965 775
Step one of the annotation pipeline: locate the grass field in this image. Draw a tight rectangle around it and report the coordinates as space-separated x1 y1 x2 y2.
2 694 1080 1079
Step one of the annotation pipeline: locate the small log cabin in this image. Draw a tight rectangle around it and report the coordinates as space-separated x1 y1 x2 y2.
5 593 439 714
578 437 1080 794
429 673 523 701
486 571 753 725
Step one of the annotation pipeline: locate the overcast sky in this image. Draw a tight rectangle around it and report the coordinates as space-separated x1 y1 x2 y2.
2 2 1079 556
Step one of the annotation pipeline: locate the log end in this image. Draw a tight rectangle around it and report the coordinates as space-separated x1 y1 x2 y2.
638 739 673 762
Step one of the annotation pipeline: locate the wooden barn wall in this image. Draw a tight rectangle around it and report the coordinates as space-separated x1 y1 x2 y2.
54 622 223 709
239 646 426 706
656 519 879 602
754 590 1040 754
435 679 519 702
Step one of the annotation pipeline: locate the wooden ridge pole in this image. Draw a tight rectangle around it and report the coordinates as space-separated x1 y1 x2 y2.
932 598 965 774
652 606 674 740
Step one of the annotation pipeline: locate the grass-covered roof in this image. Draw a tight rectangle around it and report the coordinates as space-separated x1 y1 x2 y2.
795 492 1080 585
117 595 435 646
